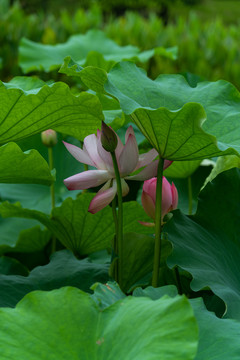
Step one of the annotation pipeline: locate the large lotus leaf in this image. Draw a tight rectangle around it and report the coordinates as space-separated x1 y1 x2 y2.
0 250 109 308
0 195 153 256
0 80 103 144
165 168 240 319
0 287 198 360
0 142 54 185
19 29 177 73
131 286 240 360
132 103 236 160
78 61 240 155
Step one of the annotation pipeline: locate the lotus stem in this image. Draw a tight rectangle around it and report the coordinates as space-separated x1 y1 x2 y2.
152 157 164 287
111 151 123 287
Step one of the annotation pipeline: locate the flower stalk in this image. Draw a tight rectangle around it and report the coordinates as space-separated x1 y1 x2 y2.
41 129 57 254
110 151 123 286
111 196 118 280
48 147 55 210
48 147 57 253
152 157 164 287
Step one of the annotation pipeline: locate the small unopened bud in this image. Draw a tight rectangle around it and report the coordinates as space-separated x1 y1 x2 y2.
100 121 118 152
41 129 57 147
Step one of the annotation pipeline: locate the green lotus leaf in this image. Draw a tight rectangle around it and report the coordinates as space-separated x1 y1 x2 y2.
130 286 240 360
0 195 153 256
77 62 240 156
19 29 177 73
0 287 198 360
165 168 240 319
131 103 236 160
0 80 103 144
0 250 109 308
0 142 54 185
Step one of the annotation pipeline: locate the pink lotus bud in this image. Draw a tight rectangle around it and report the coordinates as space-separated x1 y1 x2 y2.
41 129 57 147
141 176 178 224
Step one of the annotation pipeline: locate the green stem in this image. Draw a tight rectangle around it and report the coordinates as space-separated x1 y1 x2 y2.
110 151 123 286
152 157 164 288
112 196 118 240
48 147 56 253
112 196 118 281
188 176 193 215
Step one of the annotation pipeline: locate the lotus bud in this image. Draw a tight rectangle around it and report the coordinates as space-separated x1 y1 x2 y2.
41 129 57 147
141 176 178 224
100 121 118 152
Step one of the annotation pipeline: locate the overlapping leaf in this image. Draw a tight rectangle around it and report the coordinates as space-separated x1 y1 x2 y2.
0 80 103 144
0 219 50 255
165 168 240 319
0 287 198 360
19 29 177 73
0 142 54 185
131 285 240 360
0 194 154 256
0 250 109 307
76 61 240 156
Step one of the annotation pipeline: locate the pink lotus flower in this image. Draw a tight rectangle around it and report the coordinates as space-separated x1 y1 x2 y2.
63 126 172 213
141 176 178 225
